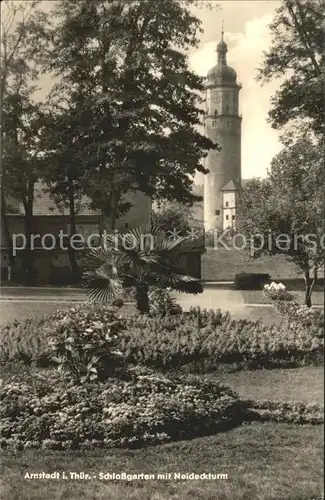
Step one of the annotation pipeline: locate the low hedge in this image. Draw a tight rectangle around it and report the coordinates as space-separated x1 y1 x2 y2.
0 305 323 373
244 400 324 425
121 308 324 371
234 273 271 290
0 371 244 450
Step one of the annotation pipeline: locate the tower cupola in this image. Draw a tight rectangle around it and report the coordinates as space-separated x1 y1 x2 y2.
206 28 238 87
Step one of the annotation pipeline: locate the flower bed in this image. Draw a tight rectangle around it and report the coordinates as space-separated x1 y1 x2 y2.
0 371 244 450
0 305 323 372
121 307 324 370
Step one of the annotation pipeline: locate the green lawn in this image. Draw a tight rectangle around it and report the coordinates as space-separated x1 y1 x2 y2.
0 302 136 326
201 249 305 281
212 366 324 405
1 423 323 500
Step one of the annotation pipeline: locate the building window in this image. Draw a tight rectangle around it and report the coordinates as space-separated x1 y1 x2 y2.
215 209 220 216
225 201 229 207
3 255 7 262
211 120 216 128
232 215 236 220
226 215 229 221
124 222 129 229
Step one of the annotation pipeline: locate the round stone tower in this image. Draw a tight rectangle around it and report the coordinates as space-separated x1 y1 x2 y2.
203 30 242 231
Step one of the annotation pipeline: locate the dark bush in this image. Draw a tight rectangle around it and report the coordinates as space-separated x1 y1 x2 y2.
234 273 271 290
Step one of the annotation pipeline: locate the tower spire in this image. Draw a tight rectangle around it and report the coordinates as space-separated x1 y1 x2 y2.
217 21 227 64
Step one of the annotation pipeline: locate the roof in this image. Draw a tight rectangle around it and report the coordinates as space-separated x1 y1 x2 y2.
206 63 237 85
220 180 241 191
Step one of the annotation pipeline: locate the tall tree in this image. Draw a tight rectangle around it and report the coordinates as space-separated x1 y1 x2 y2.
46 0 218 232
237 131 324 306
1 0 49 283
257 0 325 136
39 108 87 283
152 200 199 236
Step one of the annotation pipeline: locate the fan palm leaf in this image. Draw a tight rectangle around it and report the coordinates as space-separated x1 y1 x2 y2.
82 223 203 310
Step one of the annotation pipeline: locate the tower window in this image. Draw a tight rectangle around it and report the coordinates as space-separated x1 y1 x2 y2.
211 120 217 128
215 210 220 216
232 215 236 220
226 215 229 221
225 201 229 207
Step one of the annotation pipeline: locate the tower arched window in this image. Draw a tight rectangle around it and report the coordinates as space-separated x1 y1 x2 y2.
214 109 218 117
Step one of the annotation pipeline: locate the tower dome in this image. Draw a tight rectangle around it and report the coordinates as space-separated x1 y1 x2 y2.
206 30 237 86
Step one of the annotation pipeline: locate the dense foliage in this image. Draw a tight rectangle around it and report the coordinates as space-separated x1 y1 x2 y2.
237 131 324 306
257 0 325 136
0 372 244 450
1 305 323 372
48 306 126 383
44 0 218 232
273 301 324 334
148 288 182 316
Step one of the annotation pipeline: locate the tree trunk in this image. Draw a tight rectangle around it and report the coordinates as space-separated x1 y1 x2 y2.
23 183 35 285
103 190 120 231
303 268 312 307
67 173 79 283
135 282 149 314
1 195 14 268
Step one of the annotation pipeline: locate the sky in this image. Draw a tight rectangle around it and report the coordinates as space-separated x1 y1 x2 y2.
188 0 283 183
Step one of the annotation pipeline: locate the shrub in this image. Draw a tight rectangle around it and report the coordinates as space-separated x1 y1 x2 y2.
47 304 126 382
263 282 293 301
234 273 270 290
148 287 182 316
274 301 324 332
0 318 50 366
0 372 244 450
244 400 324 425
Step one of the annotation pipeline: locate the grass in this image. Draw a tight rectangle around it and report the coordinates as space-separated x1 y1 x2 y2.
244 306 282 325
0 301 136 326
201 249 304 281
242 290 324 305
1 423 323 500
210 366 324 405
202 248 325 282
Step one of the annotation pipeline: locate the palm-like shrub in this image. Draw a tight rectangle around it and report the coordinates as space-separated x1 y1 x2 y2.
81 225 203 313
